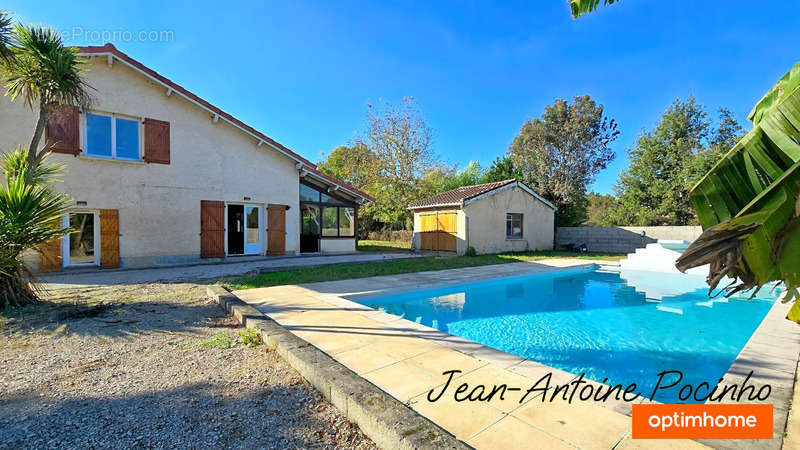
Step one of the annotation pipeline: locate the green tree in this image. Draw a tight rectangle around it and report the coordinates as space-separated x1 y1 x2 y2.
2 23 92 169
439 161 483 192
686 108 744 188
481 155 522 183
584 192 616 226
509 95 618 226
613 97 708 225
612 99 744 226
317 142 378 189
363 97 442 228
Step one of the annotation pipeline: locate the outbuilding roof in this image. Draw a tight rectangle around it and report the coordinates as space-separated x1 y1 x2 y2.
78 44 374 203
407 179 556 210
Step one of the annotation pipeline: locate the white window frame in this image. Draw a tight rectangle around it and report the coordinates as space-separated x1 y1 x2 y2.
61 211 101 267
224 201 266 256
82 111 143 161
506 213 523 240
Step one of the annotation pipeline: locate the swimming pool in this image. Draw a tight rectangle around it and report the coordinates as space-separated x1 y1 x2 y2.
352 266 780 403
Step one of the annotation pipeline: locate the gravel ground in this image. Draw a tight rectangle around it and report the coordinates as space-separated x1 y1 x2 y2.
0 283 377 450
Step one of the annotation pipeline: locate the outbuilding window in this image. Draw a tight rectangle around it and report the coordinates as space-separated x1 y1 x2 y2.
506 213 523 239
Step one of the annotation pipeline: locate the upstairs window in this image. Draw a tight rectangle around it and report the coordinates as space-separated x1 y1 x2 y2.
506 213 523 239
85 112 141 160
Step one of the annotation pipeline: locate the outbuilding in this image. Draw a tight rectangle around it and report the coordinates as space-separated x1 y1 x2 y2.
408 179 556 255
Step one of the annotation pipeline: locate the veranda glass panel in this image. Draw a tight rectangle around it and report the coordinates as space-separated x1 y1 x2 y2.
322 207 338 236
339 207 354 236
300 184 319 202
302 205 320 234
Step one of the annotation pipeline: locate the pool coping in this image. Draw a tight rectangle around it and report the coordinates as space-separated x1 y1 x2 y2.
207 284 471 450
230 260 799 449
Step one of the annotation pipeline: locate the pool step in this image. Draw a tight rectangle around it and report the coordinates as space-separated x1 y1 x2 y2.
620 240 708 275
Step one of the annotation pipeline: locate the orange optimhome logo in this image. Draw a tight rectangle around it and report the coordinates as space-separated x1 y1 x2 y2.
632 404 772 439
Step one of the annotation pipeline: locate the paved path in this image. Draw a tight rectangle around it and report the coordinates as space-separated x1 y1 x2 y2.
39 252 421 289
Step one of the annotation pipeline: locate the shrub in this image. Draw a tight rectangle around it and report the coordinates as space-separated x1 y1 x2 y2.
238 327 262 346
465 246 477 257
200 332 235 349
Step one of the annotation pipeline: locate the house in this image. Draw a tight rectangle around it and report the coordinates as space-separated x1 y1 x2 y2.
408 179 555 255
0 43 373 273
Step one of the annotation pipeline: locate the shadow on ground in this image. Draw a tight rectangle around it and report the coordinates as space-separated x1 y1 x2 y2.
0 382 362 449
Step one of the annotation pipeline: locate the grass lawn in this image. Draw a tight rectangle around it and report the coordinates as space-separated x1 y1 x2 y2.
226 250 625 290
356 239 411 252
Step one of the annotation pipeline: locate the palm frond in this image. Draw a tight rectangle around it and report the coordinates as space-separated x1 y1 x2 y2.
676 61 800 322
3 23 93 109
569 0 619 18
2 145 65 185
0 10 13 62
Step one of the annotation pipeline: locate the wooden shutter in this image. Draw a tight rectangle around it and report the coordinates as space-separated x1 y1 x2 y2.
418 210 457 252
143 118 170 164
437 211 458 252
419 212 437 251
267 204 286 256
201 200 225 258
38 237 63 273
45 104 80 155
99 209 120 269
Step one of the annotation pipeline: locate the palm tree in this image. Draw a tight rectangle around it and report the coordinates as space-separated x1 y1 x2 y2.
0 11 13 61
569 0 619 18
2 23 92 169
0 147 71 308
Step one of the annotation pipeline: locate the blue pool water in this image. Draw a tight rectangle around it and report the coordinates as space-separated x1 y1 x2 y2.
353 266 779 403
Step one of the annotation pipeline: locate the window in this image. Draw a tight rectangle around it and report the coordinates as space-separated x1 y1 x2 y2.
246 207 259 244
85 112 140 160
506 213 523 239
299 182 357 238
300 184 319 202
339 207 354 236
322 207 338 236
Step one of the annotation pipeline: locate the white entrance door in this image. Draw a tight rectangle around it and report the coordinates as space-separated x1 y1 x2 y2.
244 205 262 255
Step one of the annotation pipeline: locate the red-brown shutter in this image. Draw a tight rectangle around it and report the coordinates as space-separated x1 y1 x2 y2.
99 209 120 269
45 104 80 155
143 118 170 164
200 201 225 258
267 204 286 256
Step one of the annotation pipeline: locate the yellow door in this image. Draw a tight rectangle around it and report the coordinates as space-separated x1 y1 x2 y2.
418 210 457 252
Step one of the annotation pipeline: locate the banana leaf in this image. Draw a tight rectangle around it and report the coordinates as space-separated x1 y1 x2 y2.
676 62 800 324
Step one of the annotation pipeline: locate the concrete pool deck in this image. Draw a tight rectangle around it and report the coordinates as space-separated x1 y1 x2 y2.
232 259 799 449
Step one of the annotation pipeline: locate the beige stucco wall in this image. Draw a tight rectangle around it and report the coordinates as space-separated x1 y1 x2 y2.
1 56 302 269
462 185 554 254
320 238 356 253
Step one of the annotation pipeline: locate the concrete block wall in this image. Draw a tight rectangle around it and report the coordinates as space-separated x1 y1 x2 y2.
556 226 703 254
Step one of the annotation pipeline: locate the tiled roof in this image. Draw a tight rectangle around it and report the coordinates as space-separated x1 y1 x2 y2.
408 179 517 209
408 179 557 210
78 44 374 202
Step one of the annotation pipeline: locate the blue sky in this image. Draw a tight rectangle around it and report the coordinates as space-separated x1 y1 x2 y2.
6 1 796 193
